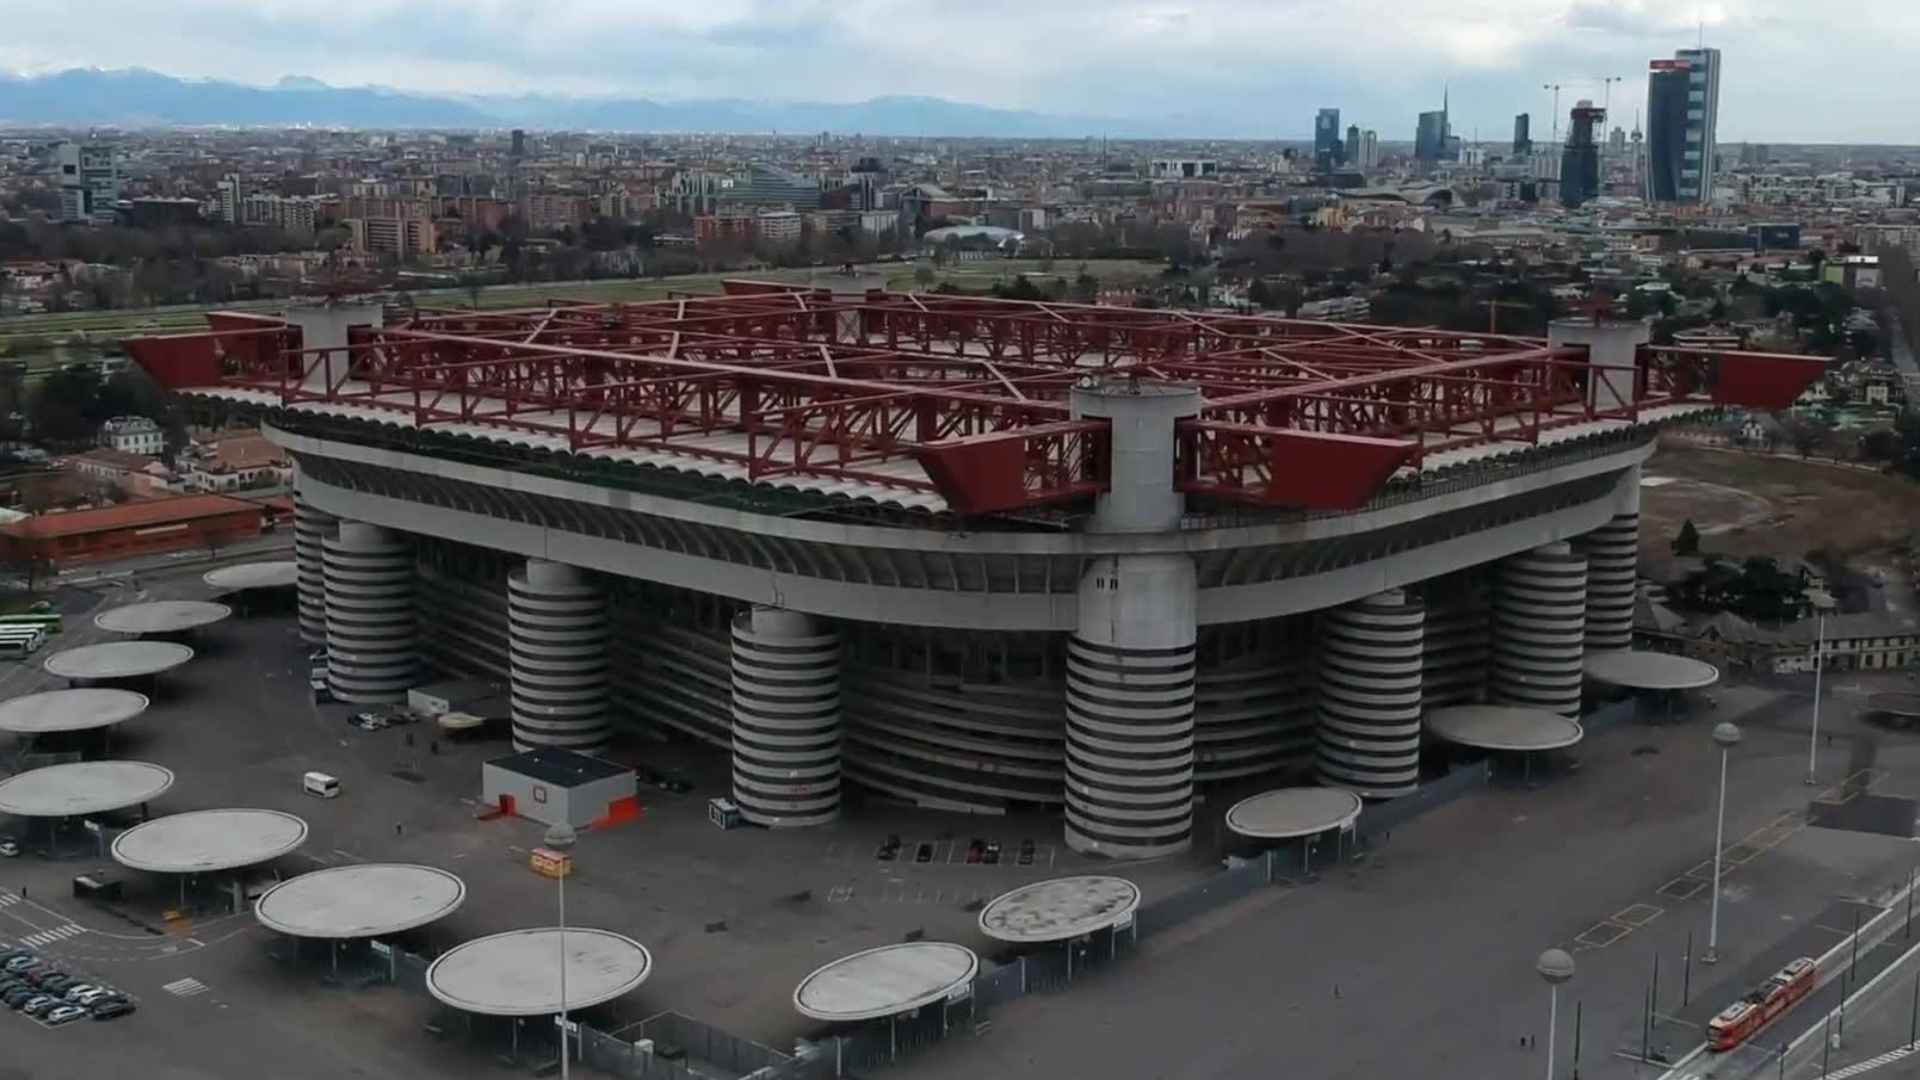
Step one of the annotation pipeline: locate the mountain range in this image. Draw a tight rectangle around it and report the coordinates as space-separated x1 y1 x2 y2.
0 68 1255 139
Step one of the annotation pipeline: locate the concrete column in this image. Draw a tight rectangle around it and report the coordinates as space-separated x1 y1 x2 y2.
509 560 610 753
1063 378 1204 858
730 607 841 828
322 522 416 704
293 487 337 646
1548 318 1650 414
1314 590 1425 799
1065 554 1199 858
1575 466 1642 652
1490 542 1589 716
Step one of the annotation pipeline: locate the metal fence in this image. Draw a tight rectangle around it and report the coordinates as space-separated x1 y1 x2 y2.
1136 849 1276 937
1357 759 1492 837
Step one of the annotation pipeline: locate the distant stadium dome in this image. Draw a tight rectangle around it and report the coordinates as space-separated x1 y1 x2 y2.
922 225 1025 247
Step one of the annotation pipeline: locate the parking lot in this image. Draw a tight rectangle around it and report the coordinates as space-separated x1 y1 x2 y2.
0 560 1217 1078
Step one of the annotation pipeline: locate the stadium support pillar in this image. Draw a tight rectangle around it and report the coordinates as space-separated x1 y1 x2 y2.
1575 466 1641 653
1314 590 1425 798
730 607 841 827
323 521 417 704
1491 543 1589 716
1062 378 1202 858
509 560 610 753
293 484 337 646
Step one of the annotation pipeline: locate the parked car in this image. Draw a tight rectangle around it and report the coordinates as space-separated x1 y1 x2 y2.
45 1005 86 1025
39 975 76 995
0 836 18 857
24 968 65 987
965 838 985 864
4 954 42 972
984 840 1002 865
73 987 116 1007
3 988 35 1010
914 842 934 863
62 983 99 1001
90 998 135 1020
1017 838 1036 866
22 994 57 1016
874 833 902 861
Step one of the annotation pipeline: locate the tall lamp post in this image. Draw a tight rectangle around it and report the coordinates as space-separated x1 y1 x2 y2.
545 823 578 1080
1538 948 1576 1080
1706 722 1743 964
1806 615 1826 786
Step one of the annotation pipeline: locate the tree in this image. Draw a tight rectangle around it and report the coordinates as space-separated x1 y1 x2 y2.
1673 519 1701 556
1247 278 1273 308
912 265 935 291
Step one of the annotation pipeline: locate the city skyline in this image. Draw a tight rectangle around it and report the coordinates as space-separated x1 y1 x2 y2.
3 1 1920 143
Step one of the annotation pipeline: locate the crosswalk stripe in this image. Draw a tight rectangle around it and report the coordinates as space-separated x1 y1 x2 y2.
1827 1046 1916 1080
0 894 18 907
162 977 208 997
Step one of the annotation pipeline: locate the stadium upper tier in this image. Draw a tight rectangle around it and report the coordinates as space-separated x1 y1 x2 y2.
125 282 1820 521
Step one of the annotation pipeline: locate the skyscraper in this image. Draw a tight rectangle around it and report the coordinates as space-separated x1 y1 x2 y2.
1414 87 1453 165
1360 130 1379 171
1416 112 1447 163
1314 108 1342 171
1344 124 1361 169
53 140 119 223
1513 113 1532 156
1559 101 1605 208
1644 47 1722 203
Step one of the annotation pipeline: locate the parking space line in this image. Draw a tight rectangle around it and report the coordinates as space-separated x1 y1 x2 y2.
1614 904 1664 928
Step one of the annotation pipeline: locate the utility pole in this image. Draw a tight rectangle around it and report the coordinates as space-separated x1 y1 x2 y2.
1483 298 1530 334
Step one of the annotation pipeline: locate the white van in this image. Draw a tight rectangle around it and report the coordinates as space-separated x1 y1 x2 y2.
302 771 341 799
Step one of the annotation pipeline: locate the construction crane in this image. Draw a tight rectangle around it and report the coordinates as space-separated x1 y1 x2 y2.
1600 75 1623 121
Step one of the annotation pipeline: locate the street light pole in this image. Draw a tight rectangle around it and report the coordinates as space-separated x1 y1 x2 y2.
1807 615 1825 786
545 823 578 1080
1707 722 1744 964
1538 948 1576 1080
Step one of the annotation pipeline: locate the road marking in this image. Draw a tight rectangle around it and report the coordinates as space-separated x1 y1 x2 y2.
20 924 85 947
0 894 16 907
162 977 210 997
1827 1046 1917 1079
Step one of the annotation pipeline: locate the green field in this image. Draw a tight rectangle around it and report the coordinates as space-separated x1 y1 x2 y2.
0 257 1168 367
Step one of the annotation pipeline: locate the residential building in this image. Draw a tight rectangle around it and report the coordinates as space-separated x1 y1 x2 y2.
99 415 164 456
348 216 438 256
180 429 291 492
755 210 802 247
217 174 244 223
1148 160 1219 179
53 140 119 223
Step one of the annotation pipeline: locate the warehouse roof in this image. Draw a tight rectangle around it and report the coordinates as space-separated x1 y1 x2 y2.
1 494 262 541
484 747 630 787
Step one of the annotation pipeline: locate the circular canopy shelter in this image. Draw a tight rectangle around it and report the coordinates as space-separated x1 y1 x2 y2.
203 561 298 592
255 863 466 939
979 875 1142 944
45 641 194 682
1584 651 1720 691
0 760 173 818
112 808 307 874
94 601 232 636
427 928 652 1017
1424 706 1585 752
794 942 979 1023
1224 787 1364 841
0 688 149 735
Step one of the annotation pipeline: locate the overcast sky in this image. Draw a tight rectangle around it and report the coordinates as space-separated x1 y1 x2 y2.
4 0 1918 142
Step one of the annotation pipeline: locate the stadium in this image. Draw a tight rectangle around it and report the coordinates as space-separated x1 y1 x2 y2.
124 281 1823 859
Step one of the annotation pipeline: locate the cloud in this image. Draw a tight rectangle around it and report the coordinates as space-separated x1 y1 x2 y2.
4 0 1920 141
